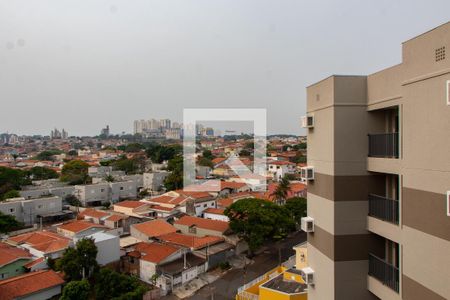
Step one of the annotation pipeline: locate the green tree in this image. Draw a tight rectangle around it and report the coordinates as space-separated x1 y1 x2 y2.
270 176 291 205
239 149 251 157
35 149 62 161
202 149 214 160
285 197 307 224
104 175 115 182
65 195 81 207
60 160 90 185
111 157 137 174
198 157 213 168
60 280 90 300
95 268 147 300
2 189 20 200
0 167 30 199
124 143 145 153
146 144 182 163
225 198 294 254
56 238 98 280
28 166 58 180
0 212 23 233
164 156 183 191
67 150 78 156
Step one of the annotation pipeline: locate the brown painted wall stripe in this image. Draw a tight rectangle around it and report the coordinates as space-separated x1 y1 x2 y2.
402 275 446 300
402 188 450 242
308 225 384 261
308 172 385 202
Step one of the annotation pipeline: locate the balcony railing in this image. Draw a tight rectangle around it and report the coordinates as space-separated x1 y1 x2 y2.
368 194 399 224
368 133 399 158
368 254 399 293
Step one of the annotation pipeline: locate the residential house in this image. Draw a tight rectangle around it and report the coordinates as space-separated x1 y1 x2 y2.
74 183 110 207
0 269 65 300
56 220 106 239
174 216 229 238
267 160 296 181
113 200 152 218
143 172 169 192
131 220 177 242
0 243 32 280
203 208 229 222
6 231 71 260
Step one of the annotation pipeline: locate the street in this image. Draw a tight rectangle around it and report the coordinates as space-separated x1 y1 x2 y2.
163 230 306 300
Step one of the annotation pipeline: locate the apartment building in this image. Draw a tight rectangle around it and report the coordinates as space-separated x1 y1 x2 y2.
302 23 449 299
0 196 62 225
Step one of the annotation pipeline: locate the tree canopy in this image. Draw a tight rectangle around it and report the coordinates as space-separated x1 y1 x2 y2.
270 176 291 205
28 166 59 180
0 212 23 233
56 238 98 281
225 198 295 253
285 197 307 224
60 160 90 185
0 167 30 199
94 268 148 300
146 144 182 163
35 149 63 161
164 156 183 191
60 280 90 300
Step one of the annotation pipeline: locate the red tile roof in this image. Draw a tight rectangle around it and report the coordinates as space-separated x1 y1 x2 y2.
158 233 223 249
0 243 32 267
175 216 229 233
114 200 148 209
58 220 105 234
8 231 70 254
132 220 177 238
23 257 45 269
135 242 179 264
203 208 226 215
78 208 109 219
0 270 64 300
106 214 127 222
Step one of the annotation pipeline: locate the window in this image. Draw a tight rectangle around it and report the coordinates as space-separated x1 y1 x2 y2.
37 204 43 209
9 208 15 213
210 202 214 206
101 189 105 192
189 227 197 234
120 187 124 191
203 204 207 208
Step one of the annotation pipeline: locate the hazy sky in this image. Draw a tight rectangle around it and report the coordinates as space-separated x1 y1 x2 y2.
1 0 449 136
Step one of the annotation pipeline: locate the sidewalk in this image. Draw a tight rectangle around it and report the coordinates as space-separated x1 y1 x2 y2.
172 268 224 299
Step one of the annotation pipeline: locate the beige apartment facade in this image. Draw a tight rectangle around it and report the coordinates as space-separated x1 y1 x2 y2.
304 23 449 300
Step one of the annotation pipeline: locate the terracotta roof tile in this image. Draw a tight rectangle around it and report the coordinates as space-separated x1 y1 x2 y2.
203 208 226 215
0 270 64 300
132 220 177 238
135 242 179 263
0 243 32 267
58 220 105 234
158 233 223 250
114 200 148 209
78 208 109 219
175 216 229 233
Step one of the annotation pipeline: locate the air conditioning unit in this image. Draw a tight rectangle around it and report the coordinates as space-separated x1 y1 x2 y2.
301 216 314 232
300 166 314 181
301 115 314 128
447 191 450 217
301 267 315 285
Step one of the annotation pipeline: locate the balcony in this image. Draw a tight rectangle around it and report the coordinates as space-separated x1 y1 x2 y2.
368 194 399 224
368 254 399 293
368 133 399 158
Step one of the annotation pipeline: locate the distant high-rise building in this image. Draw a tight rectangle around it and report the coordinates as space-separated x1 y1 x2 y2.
159 119 171 129
101 125 110 136
61 129 68 139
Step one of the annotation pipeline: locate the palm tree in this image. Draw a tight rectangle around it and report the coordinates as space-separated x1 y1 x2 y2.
270 175 291 205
